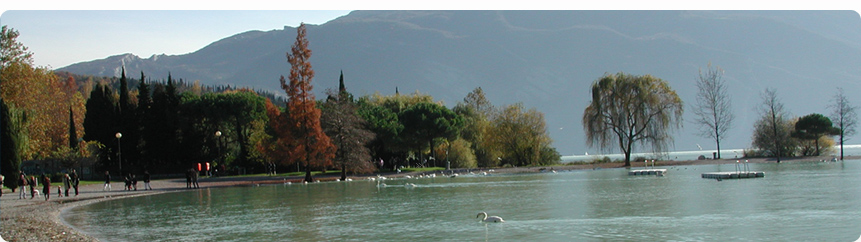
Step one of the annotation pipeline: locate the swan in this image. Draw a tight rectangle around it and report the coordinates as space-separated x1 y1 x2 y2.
476 212 505 223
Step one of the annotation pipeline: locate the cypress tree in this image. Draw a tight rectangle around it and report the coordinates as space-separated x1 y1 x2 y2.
1 98 24 190
69 106 77 150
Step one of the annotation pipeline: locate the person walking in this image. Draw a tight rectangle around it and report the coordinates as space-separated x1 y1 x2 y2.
18 172 28 199
103 171 111 191
124 173 131 191
0 174 4 197
41 174 51 201
70 169 79 196
143 170 152 190
63 173 72 197
29 175 38 199
131 174 137 191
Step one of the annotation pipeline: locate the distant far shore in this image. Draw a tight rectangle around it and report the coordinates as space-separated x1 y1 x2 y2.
1 155 856 241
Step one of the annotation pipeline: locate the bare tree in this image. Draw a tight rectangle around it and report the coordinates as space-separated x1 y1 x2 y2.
692 63 734 159
754 88 790 163
828 87 857 160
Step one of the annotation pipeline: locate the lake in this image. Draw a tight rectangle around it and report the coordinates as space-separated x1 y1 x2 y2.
560 144 861 162
63 161 861 241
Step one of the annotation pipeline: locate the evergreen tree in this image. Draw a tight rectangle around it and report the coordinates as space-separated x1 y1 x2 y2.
1 97 27 190
69 106 77 150
136 72 153 169
83 83 118 171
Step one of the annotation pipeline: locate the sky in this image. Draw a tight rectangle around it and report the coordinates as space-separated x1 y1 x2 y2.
0 10 352 68
3 1 859 69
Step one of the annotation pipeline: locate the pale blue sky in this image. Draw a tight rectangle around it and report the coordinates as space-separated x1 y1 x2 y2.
1 10 352 68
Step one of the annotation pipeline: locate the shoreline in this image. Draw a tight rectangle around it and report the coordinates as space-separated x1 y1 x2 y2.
2 155 854 241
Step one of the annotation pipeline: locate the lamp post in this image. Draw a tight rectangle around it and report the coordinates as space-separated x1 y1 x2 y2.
215 130 222 162
115 132 122 173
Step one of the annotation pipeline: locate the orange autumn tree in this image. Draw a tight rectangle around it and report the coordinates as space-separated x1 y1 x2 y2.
276 23 335 182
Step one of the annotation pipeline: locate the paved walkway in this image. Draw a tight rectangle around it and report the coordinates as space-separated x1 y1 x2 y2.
0 174 309 207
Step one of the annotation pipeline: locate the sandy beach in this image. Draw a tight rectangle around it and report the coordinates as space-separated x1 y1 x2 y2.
0 155 852 242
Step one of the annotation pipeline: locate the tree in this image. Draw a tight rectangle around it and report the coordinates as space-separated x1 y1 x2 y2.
279 23 335 182
399 102 464 167
491 103 558 166
692 63 733 159
83 83 118 170
582 72 684 166
322 87 376 180
454 87 500 167
69 106 78 150
752 89 791 162
0 25 33 68
793 113 839 156
116 67 139 171
1 97 27 191
829 87 857 160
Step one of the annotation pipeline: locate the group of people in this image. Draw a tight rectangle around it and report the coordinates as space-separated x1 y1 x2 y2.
103 170 152 191
12 170 80 201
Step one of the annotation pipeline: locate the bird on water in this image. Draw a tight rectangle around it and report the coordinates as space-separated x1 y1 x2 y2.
476 212 505 223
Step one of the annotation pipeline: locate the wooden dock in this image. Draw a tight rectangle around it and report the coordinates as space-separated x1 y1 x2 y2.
629 169 667 176
701 171 765 179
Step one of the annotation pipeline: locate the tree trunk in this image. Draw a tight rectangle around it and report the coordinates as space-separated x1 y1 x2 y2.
340 163 347 181
304 164 313 182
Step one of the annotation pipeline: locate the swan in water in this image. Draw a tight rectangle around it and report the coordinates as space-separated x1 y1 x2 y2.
476 212 505 223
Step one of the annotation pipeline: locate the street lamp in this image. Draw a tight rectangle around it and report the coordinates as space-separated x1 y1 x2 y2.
215 130 222 161
115 132 122 172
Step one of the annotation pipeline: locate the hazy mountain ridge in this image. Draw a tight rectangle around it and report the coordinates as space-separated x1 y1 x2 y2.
58 10 861 156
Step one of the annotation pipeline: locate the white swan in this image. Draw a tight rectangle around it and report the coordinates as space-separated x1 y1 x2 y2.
476 212 505 223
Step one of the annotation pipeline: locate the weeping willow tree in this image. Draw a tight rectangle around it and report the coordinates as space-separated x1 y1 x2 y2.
582 72 684 166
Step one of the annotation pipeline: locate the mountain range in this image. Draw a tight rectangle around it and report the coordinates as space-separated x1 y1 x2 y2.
59 10 861 157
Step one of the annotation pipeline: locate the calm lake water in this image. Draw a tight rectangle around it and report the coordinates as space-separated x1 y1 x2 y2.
63 161 861 241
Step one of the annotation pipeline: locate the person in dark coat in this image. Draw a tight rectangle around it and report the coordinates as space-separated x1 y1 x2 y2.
186 169 192 188
131 174 137 191
41 174 50 201
143 170 152 190
192 169 200 189
70 169 80 196
29 175 37 199
103 171 111 191
124 173 131 191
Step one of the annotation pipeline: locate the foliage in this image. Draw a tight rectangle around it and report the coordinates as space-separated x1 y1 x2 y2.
321 87 376 180
454 87 500 167
582 72 684 166
433 138 478 168
491 103 559 166
83 83 118 170
399 102 464 166
751 89 794 160
691 63 734 159
0 25 33 67
278 23 336 182
797 136 836 157
1 61 86 160
829 87 858 160
1 97 26 190
792 113 839 156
